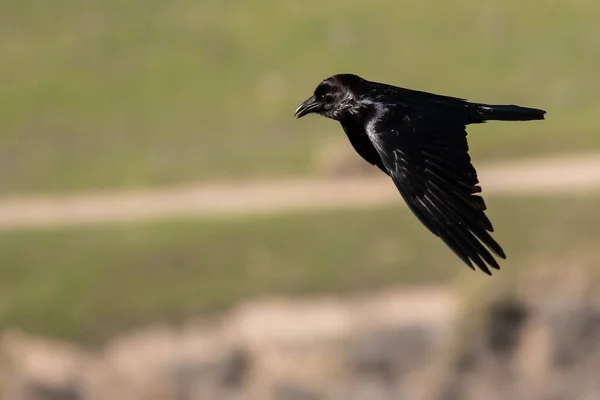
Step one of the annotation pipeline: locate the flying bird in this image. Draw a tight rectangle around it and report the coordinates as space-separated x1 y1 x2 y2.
294 74 546 274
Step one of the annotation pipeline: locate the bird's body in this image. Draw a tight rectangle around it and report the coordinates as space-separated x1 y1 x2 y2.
294 74 546 274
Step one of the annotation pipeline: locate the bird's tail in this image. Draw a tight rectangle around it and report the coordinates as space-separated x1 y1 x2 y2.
469 103 546 123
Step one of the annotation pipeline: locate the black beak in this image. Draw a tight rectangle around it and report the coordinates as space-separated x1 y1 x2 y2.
294 95 322 118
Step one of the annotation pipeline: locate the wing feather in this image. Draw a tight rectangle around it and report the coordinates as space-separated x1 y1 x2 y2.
366 103 505 274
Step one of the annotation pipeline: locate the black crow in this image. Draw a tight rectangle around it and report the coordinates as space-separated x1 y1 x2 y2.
294 74 546 274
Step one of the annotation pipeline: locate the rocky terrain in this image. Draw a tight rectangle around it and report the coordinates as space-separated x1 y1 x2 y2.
2 271 600 400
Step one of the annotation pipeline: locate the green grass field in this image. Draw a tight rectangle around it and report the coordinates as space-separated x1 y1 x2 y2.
1 195 599 343
1 0 599 194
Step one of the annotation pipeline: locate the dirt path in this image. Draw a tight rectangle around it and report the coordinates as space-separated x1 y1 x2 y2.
2 153 600 230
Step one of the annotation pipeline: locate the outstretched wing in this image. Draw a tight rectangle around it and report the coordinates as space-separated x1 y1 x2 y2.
366 102 505 274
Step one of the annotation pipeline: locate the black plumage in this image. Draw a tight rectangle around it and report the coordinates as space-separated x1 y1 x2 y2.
294 74 546 274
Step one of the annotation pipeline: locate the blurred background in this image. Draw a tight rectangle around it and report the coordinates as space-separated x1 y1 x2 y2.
1 0 600 399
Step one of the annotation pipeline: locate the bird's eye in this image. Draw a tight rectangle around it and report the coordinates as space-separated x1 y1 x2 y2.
320 93 333 102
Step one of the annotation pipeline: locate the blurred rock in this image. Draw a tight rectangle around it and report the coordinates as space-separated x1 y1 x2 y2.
11 382 81 400
271 382 323 400
343 381 396 400
167 346 251 400
550 304 600 368
347 326 434 381
3 287 600 400
485 299 529 358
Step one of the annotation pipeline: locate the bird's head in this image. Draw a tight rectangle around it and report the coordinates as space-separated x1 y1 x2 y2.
294 74 364 121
